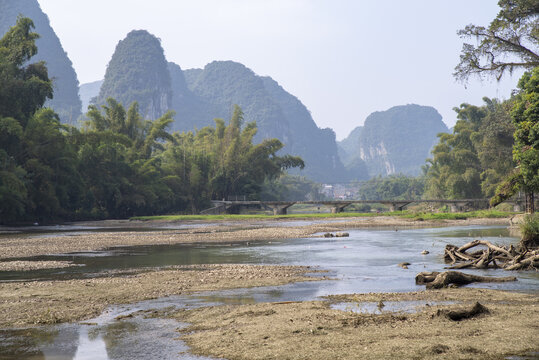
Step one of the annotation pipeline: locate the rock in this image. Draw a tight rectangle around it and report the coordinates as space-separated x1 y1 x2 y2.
398 262 411 269
323 233 334 238
510 214 526 226
335 232 349 237
421 250 430 255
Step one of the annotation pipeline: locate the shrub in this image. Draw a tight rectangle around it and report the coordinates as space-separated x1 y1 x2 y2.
520 213 539 248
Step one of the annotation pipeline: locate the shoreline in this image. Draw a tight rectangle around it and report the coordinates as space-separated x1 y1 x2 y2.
0 216 537 359
0 216 512 261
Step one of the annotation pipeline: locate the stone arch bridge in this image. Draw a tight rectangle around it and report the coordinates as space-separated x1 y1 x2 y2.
201 198 525 215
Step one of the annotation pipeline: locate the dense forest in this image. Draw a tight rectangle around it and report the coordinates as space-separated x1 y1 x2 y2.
424 98 515 199
0 18 303 224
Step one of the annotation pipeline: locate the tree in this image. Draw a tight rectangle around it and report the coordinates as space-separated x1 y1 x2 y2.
426 98 515 200
509 67 539 212
357 174 426 201
80 98 176 218
454 0 539 82
0 16 67 223
0 16 52 125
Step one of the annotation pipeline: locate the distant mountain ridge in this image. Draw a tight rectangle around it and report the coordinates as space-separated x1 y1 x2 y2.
95 30 172 120
78 30 447 182
175 60 364 182
81 37 366 183
338 104 448 177
0 0 82 123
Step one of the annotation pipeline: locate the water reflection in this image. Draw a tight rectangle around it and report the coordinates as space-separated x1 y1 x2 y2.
1 299 221 360
73 327 107 359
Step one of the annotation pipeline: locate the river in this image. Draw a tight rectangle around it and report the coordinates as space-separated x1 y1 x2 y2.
1 224 537 359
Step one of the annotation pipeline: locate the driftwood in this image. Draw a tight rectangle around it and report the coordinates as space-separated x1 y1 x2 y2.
415 271 517 289
437 302 490 321
444 240 539 271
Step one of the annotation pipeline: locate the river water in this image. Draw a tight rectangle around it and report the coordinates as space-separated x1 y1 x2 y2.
1 224 538 359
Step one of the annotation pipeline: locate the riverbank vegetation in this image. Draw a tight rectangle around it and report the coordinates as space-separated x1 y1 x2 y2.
425 1 539 213
520 213 539 248
0 17 303 224
131 209 512 222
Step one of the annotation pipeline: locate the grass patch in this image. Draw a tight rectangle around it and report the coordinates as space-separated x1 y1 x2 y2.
402 209 513 221
520 213 539 244
130 212 385 221
130 209 513 222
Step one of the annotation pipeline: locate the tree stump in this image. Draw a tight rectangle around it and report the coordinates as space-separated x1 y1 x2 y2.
415 271 517 289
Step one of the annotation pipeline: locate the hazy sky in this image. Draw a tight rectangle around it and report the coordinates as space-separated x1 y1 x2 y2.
38 0 522 140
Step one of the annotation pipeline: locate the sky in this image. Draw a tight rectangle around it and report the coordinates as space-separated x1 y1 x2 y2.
38 0 523 140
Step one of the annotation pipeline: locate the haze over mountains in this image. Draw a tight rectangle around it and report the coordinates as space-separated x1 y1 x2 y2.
2 0 450 183
338 105 448 177
0 0 81 124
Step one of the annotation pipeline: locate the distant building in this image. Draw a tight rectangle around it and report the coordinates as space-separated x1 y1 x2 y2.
321 184 334 198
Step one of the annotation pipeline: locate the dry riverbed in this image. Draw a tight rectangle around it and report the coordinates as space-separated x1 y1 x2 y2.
2 215 535 360
175 288 539 360
0 264 324 327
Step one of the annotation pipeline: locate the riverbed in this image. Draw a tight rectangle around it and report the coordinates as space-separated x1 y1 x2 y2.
0 218 537 359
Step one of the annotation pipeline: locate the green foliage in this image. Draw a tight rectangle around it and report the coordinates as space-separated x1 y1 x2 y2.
0 16 52 125
519 213 539 246
455 0 539 81
491 171 523 207
160 105 304 212
131 209 513 222
0 19 304 224
512 67 539 190
172 61 358 183
260 175 323 201
357 174 425 200
404 210 512 221
426 98 515 199
495 66 539 213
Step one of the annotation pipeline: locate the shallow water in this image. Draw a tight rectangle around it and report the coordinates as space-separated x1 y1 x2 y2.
1 224 538 359
331 300 456 314
0 296 223 360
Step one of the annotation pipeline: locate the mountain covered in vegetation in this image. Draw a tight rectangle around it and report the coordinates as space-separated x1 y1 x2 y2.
95 30 172 120
339 104 448 176
83 56 365 183
174 61 364 182
0 0 82 123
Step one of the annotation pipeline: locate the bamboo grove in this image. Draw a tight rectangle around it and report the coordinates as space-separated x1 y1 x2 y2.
0 17 304 224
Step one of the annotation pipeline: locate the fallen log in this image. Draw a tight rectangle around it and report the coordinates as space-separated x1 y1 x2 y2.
505 253 539 270
415 271 517 289
439 302 490 321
